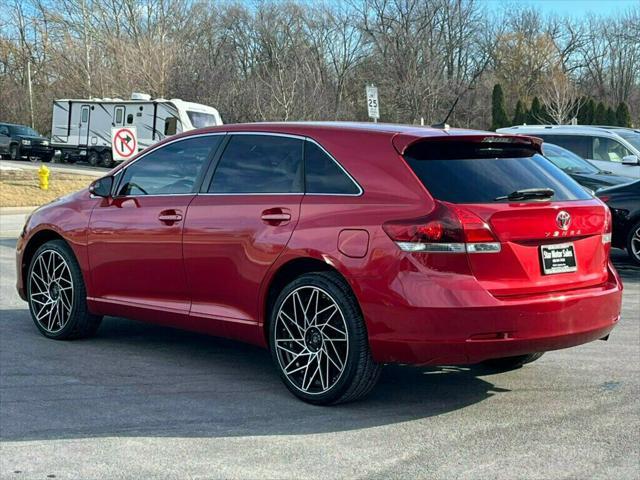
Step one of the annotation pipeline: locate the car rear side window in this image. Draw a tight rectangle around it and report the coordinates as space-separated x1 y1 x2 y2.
209 134 303 193
117 135 220 196
404 141 591 203
305 141 359 194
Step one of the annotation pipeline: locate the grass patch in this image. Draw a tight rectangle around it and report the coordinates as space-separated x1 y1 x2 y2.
0 169 95 207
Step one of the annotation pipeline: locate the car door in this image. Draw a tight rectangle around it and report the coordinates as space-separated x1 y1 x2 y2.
79 105 90 146
589 136 637 177
0 125 10 154
87 134 222 322
183 133 304 342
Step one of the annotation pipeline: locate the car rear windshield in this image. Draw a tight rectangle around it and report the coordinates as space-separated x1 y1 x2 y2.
404 140 591 203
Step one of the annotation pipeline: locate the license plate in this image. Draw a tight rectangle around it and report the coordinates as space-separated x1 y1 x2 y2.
540 242 577 274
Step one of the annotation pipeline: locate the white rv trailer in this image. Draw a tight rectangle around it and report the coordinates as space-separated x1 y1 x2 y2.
50 93 222 167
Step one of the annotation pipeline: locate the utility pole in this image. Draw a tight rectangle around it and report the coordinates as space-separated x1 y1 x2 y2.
27 60 34 128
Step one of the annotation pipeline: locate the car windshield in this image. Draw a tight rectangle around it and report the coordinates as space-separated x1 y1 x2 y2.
617 131 640 151
542 143 599 174
186 111 218 128
9 125 39 136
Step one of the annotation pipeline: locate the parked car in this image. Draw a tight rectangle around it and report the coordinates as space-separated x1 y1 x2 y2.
541 142 631 191
0 122 52 161
497 125 640 178
597 180 640 265
16 123 622 404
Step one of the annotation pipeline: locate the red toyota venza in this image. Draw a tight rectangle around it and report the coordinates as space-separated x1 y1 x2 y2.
16 123 623 404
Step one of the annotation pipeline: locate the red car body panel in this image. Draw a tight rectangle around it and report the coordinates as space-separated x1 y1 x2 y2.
16 122 623 365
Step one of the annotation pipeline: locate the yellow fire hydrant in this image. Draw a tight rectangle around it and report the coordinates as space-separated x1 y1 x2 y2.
38 164 50 190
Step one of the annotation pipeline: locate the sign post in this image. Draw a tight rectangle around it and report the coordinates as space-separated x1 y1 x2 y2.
366 85 379 122
111 127 138 162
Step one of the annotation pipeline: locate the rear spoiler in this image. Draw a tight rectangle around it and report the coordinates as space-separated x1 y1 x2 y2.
392 133 544 156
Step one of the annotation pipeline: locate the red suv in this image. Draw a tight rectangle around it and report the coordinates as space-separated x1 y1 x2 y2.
16 123 622 404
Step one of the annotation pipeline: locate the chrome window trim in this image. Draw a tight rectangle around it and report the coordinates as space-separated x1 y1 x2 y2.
113 130 364 198
114 132 226 198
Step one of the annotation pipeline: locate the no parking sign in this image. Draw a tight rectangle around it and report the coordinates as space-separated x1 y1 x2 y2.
111 127 138 161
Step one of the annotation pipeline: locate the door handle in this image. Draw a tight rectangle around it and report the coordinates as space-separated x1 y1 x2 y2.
261 208 291 225
158 210 183 224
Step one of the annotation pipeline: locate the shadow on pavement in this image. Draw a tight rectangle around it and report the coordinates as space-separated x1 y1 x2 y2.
0 309 504 442
1 248 634 443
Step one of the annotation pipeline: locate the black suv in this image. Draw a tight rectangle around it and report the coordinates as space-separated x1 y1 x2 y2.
0 123 52 161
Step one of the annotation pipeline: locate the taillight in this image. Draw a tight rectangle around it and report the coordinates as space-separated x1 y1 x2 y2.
602 205 612 245
383 202 501 253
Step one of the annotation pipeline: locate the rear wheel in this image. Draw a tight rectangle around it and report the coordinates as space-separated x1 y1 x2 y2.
482 352 544 372
626 220 640 266
269 271 381 405
27 240 102 339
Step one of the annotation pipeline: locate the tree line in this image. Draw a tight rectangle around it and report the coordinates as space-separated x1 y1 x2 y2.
0 0 638 135
491 83 633 130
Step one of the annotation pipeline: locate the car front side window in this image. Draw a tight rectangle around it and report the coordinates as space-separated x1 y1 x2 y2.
116 135 220 196
592 137 633 162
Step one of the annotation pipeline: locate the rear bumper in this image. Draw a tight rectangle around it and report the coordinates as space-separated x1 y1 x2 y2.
367 266 623 365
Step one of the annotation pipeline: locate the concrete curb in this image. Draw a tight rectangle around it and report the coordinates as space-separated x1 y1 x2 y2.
0 206 38 215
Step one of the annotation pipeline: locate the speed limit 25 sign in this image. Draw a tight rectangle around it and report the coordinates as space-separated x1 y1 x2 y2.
366 85 380 120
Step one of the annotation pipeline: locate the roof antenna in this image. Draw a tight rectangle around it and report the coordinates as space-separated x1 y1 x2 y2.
431 96 459 130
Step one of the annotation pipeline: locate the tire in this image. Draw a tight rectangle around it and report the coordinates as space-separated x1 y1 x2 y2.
626 220 640 266
482 352 544 372
269 271 381 405
10 144 20 160
87 150 99 167
100 150 114 168
26 240 102 340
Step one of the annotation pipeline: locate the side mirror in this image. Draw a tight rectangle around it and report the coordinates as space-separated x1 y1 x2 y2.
622 155 639 165
89 176 113 198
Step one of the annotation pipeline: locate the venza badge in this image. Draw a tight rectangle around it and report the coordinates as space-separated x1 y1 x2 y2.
556 211 571 230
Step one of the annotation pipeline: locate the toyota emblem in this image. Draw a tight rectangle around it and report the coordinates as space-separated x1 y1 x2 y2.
556 211 571 230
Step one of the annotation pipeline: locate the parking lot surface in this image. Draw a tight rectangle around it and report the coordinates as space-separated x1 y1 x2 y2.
0 234 638 479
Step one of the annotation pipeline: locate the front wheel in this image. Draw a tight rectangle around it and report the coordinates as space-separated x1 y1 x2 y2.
481 352 544 372
87 150 100 167
27 240 102 339
269 272 381 405
100 150 115 168
10 144 20 160
626 220 640 266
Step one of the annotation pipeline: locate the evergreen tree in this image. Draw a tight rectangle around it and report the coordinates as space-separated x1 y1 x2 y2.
527 97 544 124
605 106 617 125
594 102 607 124
616 102 632 127
491 84 509 130
576 97 588 124
512 100 527 125
583 98 596 124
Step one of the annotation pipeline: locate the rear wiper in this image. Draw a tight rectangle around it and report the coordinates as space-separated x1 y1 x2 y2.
494 188 555 201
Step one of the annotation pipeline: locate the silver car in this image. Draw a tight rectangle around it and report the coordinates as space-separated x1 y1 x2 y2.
497 125 640 179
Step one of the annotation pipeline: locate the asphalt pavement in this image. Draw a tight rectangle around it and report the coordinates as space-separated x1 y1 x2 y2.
0 232 638 479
